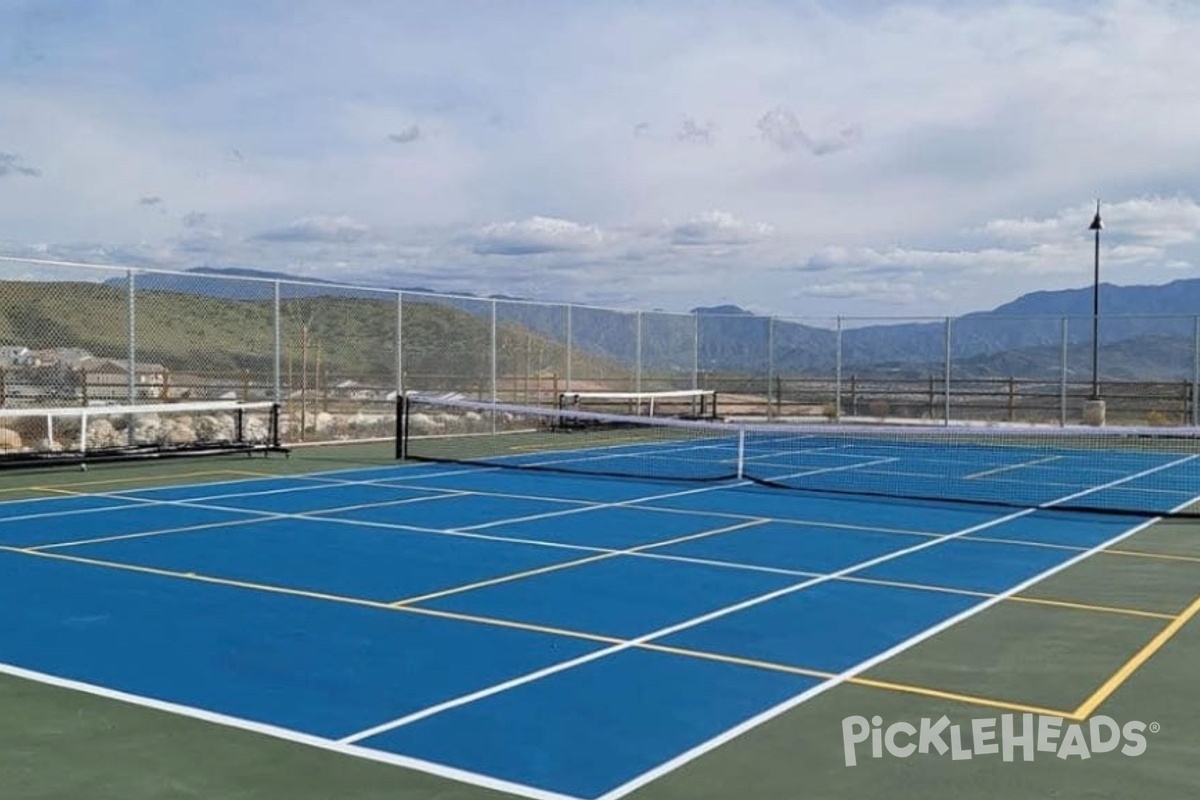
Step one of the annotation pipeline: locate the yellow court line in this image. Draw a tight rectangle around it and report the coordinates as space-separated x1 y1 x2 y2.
1072 592 1200 720
2 543 1076 720
23 470 244 492
640 641 830 680
0 484 66 495
389 518 766 607
837 574 1172 622
641 641 1075 718
1007 595 1177 622
25 479 1170 626
1102 548 1200 565
33 487 89 497
848 675 1079 720
4 544 624 646
8 545 387 608
392 551 620 607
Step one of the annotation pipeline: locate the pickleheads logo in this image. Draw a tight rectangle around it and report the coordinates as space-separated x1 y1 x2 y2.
842 714 1158 766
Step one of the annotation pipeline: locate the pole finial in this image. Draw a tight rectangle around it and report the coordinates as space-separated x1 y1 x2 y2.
1089 199 1103 231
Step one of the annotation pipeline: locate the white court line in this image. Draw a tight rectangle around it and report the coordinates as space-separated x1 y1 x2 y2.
595 487 1200 800
12 446 900 579
5 488 476 551
2 447 1193 798
964 455 1062 480
31 515 272 551
0 496 185 525
0 660 583 800
338 453 1197 748
455 457 897 533
338 498 1040 745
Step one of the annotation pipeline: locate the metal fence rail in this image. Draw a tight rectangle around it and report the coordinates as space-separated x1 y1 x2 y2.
2 256 1200 443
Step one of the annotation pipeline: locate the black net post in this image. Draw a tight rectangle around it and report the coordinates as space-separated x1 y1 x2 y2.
396 394 408 460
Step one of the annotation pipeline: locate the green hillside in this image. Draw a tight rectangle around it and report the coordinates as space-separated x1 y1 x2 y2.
0 282 621 394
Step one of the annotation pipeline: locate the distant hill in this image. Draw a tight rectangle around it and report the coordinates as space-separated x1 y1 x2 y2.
88 265 1200 380
0 280 622 392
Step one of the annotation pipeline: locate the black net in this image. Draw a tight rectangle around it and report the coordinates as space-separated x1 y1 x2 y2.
400 396 1200 518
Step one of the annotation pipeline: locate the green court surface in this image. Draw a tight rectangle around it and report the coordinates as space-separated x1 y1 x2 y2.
1 444 1198 800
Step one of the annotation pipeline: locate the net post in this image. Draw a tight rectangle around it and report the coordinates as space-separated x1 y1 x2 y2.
270 402 282 449
736 428 746 480
395 393 408 460
235 406 244 445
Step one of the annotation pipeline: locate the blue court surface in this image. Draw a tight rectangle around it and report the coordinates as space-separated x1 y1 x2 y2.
2 433 1199 800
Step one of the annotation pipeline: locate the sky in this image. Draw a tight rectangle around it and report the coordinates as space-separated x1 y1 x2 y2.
2 0 1200 319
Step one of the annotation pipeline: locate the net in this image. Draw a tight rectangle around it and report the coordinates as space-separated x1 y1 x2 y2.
0 400 284 467
557 389 717 420
399 396 1200 518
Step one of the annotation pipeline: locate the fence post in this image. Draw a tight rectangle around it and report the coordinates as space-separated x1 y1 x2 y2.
127 270 136 406
273 281 282 405
943 317 952 424
635 310 643 396
1060 316 1068 426
1007 376 1016 422
565 304 573 394
835 316 843 420
395 292 404 401
692 312 700 392
1193 316 1199 426
767 315 776 418
490 300 498 431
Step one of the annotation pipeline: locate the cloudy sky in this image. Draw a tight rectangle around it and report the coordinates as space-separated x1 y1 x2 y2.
2 0 1200 319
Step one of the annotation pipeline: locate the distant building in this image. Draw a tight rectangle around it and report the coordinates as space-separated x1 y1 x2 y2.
333 379 386 401
78 358 167 401
31 347 95 369
0 346 31 366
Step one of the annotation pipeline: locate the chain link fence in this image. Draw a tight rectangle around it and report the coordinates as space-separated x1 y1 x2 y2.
3 257 1200 441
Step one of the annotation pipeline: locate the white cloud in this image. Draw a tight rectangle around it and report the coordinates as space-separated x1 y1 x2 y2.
469 216 604 256
670 211 773 246
982 216 1065 245
795 280 949 307
983 196 1200 248
3 2 1200 318
253 215 371 243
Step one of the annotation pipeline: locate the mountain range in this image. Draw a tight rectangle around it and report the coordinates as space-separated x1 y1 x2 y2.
109 267 1200 380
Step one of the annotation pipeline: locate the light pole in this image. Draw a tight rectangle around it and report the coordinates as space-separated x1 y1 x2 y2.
1089 201 1103 400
